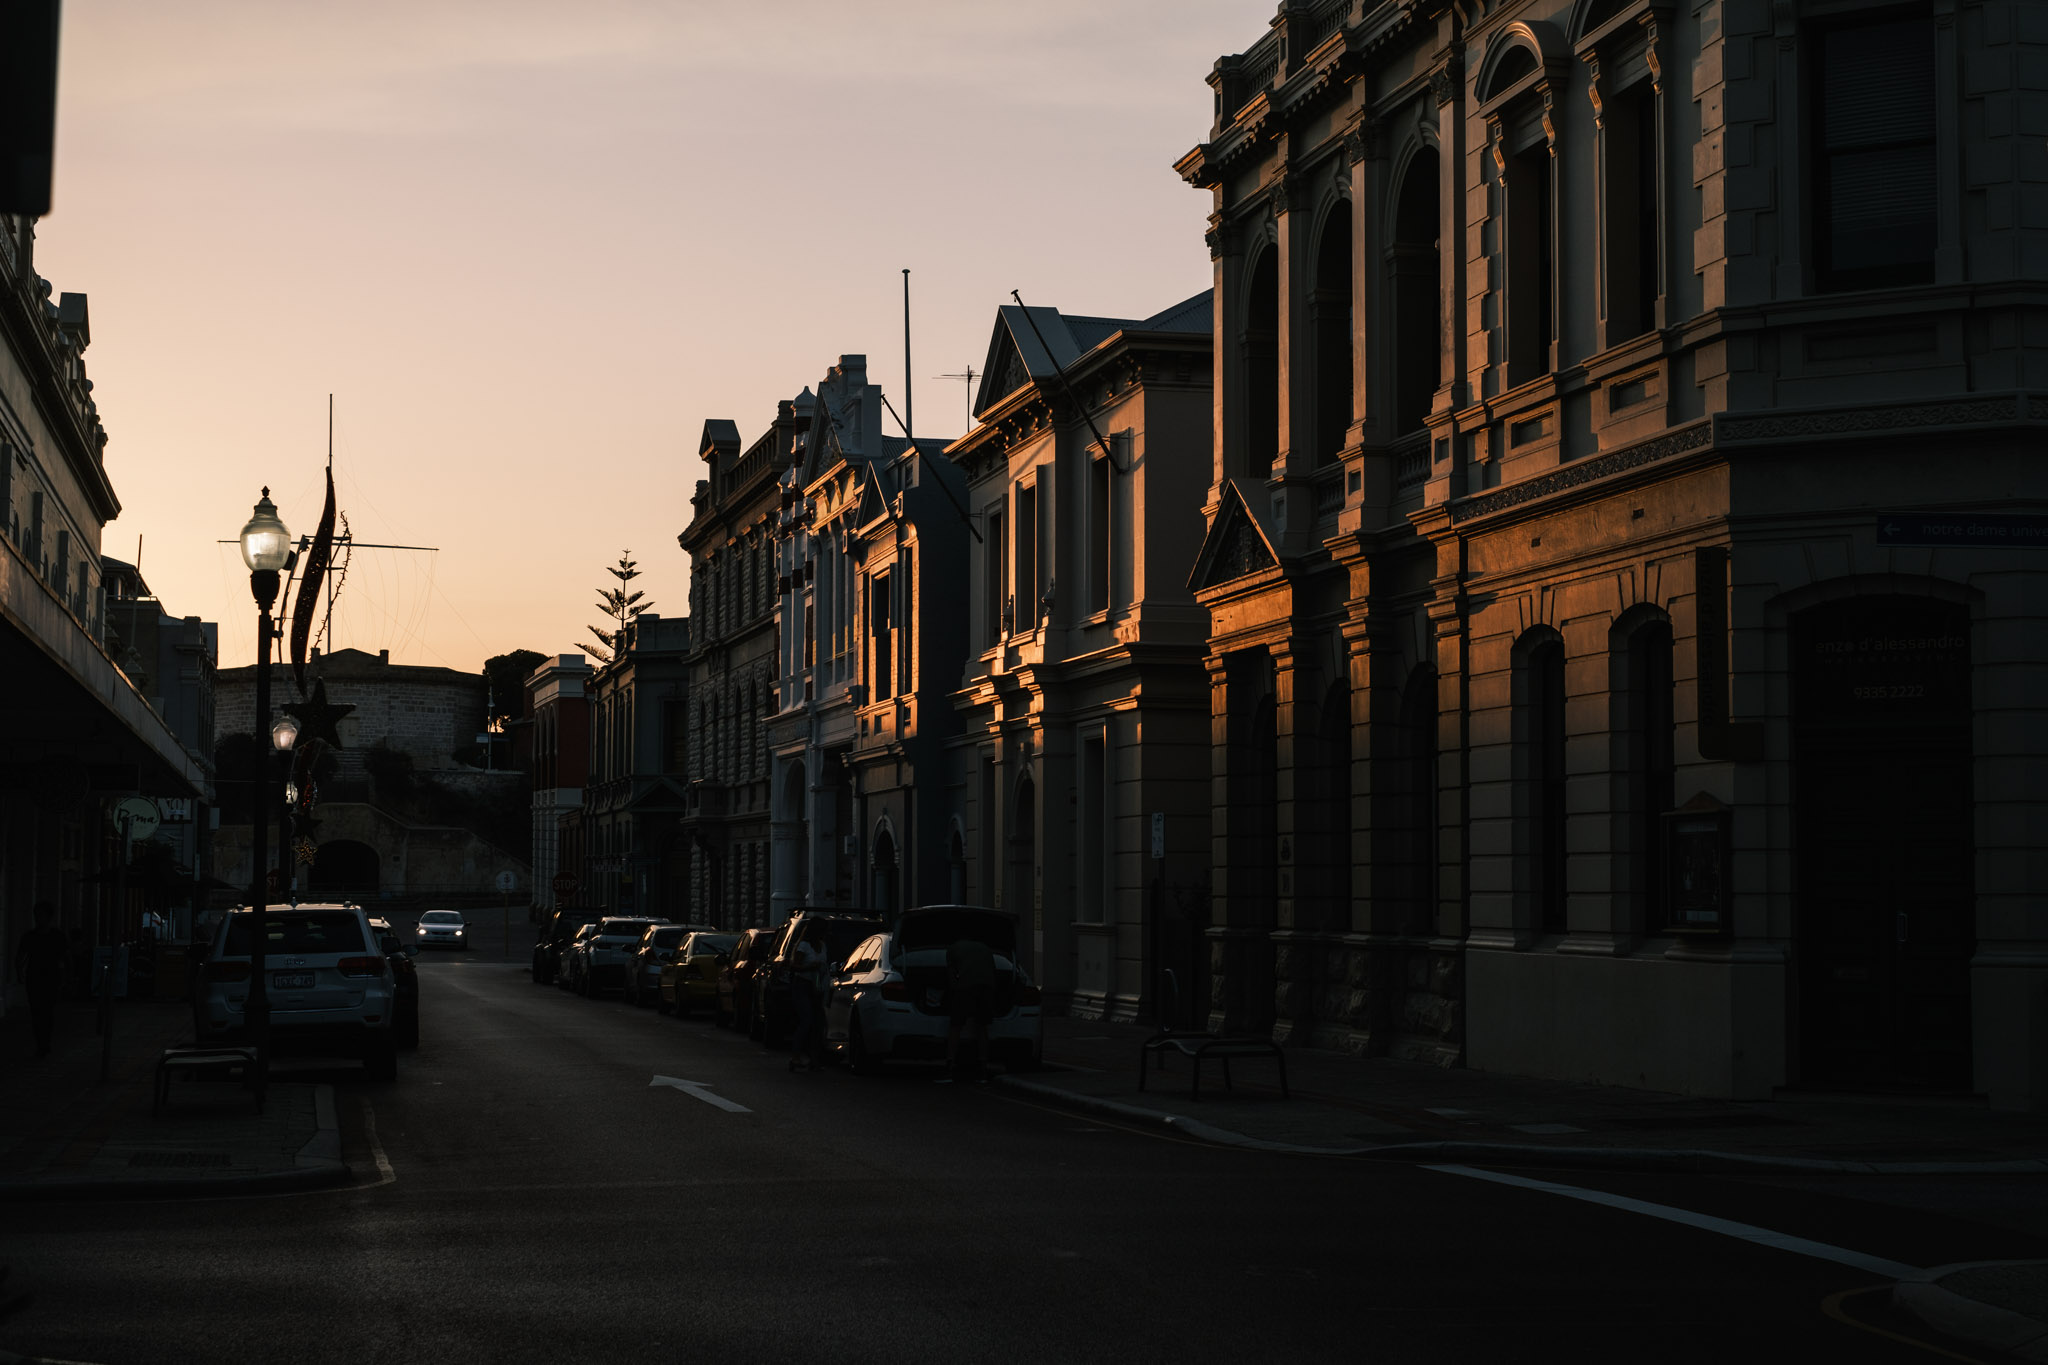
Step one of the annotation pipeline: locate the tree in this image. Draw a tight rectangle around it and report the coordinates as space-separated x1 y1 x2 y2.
482 649 546 734
587 550 652 664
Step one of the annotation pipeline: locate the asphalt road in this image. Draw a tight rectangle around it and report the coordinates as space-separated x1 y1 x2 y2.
3 929 2041 1364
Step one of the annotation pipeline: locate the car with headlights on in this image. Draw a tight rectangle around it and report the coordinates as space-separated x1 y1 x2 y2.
822 906 1041 1075
368 915 420 1049
415 909 469 950
194 902 400 1079
662 930 739 1017
575 916 669 998
627 922 712 1007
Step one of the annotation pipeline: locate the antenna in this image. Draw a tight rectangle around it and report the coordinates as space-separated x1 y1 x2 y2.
938 365 978 429
902 268 913 448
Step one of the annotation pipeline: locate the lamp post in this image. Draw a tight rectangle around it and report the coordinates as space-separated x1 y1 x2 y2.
240 489 291 1085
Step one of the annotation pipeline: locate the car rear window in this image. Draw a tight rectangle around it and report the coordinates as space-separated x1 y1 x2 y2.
808 920 883 962
649 926 687 947
689 933 738 955
223 912 367 956
600 920 657 937
896 910 1016 957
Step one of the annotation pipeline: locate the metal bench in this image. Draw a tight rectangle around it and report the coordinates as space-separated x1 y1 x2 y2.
1138 971 1288 1101
154 1045 262 1116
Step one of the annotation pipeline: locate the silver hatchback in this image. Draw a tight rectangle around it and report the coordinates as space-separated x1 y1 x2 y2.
415 909 469 949
194 903 400 1079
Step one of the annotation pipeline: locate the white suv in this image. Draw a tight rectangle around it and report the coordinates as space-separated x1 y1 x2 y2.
194 902 400 1079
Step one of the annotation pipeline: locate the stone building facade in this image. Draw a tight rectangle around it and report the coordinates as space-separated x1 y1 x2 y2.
1 215 207 995
585 615 690 917
768 358 935 921
216 648 488 781
678 412 785 928
945 294 1216 1021
525 653 591 915
1179 0 2047 1105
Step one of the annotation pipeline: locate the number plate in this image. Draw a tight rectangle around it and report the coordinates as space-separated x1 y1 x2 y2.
273 972 314 990
925 988 944 1008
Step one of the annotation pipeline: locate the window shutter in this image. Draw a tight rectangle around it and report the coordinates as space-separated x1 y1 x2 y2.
1819 18 1936 281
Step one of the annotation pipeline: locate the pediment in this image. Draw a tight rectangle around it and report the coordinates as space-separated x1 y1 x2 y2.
974 326 1036 418
1189 484 1280 591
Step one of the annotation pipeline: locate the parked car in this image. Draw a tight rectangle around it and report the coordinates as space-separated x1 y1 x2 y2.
368 915 420 1049
532 907 602 984
755 910 884 1044
576 917 670 998
194 902 399 1079
556 921 604 993
628 923 712 1007
823 906 1042 1075
663 930 739 1017
415 908 469 950
715 928 779 1031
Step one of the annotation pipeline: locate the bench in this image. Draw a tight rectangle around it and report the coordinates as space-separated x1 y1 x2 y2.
154 1045 262 1116
1138 978 1277 1105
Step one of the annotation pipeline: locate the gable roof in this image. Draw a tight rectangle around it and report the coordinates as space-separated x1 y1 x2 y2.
971 290 1213 420
1188 480 1283 593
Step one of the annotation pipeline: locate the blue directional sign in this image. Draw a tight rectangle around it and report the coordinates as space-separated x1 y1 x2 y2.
1877 513 2048 548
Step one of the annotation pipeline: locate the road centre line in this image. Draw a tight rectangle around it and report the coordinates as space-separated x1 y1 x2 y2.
1426 1164 1919 1279
650 1075 752 1113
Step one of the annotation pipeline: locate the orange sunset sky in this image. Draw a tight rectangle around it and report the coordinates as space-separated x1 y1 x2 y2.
33 0 1254 674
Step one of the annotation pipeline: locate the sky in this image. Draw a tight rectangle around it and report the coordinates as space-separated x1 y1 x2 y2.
32 0 1258 675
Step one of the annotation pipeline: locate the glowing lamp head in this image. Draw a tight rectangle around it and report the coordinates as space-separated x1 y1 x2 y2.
271 715 301 752
239 489 291 573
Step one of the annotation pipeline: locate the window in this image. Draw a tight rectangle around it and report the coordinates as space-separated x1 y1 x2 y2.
1602 83 1660 342
1015 484 1038 630
1505 141 1554 384
869 570 893 701
1244 250 1280 475
54 527 68 594
1312 202 1353 464
1087 456 1111 615
1390 148 1442 435
1519 635 1568 932
985 507 1006 643
1813 12 1936 291
29 490 43 567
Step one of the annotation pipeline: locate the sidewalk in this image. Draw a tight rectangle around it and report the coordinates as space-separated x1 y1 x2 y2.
0 998 346 1201
998 1014 2048 1361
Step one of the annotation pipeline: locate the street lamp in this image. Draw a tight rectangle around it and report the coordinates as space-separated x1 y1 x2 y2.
239 488 291 1090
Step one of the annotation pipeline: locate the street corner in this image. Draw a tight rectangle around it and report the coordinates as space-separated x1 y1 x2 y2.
1893 1261 2048 1363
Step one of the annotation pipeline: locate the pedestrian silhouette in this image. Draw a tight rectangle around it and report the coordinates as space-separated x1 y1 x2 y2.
15 901 68 1060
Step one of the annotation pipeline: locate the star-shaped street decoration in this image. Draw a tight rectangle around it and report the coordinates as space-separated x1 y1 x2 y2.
283 677 355 751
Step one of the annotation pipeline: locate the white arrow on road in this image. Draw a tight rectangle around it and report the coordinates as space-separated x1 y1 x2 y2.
650 1075 751 1113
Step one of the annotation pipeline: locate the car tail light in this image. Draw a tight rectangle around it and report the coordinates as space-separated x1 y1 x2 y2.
880 979 912 1002
1016 983 1041 1005
205 961 251 983
337 957 386 978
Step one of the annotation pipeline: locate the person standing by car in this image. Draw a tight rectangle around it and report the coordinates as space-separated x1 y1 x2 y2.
14 902 68 1060
787 924 828 1073
942 933 996 1083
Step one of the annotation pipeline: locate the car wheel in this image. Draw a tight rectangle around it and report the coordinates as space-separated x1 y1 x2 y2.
365 1038 398 1082
848 1018 875 1076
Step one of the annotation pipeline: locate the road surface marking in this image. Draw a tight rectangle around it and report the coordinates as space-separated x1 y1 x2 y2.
1427 1164 1918 1278
650 1075 752 1113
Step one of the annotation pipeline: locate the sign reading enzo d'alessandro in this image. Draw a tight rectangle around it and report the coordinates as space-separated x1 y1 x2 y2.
1877 513 2048 548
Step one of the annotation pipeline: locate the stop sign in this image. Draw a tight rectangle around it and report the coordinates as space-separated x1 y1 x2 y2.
551 873 579 899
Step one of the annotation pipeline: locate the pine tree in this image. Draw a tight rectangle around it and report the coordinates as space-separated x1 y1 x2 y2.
588 550 651 664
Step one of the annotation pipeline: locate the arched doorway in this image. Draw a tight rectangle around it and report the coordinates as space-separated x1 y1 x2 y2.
309 839 379 904
1794 595 1973 1090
